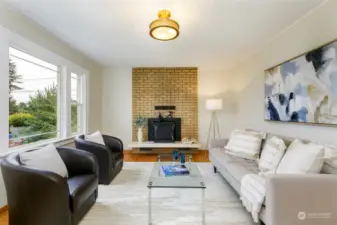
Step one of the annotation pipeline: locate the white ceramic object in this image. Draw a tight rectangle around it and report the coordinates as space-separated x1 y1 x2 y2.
138 128 143 143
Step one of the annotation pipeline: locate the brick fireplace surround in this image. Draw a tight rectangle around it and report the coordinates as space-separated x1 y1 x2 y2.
132 67 198 142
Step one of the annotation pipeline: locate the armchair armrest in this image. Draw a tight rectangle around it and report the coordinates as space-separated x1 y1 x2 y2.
266 174 337 225
1 154 71 225
208 138 228 149
57 147 98 177
75 136 113 174
103 135 123 152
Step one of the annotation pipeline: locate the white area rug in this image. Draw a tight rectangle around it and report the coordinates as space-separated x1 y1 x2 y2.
80 162 255 225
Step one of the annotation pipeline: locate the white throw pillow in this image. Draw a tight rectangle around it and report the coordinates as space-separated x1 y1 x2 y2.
259 136 286 175
84 130 105 145
19 144 68 177
322 144 337 174
225 130 264 160
245 129 267 139
276 139 325 174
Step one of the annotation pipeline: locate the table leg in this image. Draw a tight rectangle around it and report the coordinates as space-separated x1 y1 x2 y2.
202 188 205 225
148 188 152 225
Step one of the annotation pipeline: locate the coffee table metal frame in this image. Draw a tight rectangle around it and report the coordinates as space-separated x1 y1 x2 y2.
157 153 193 163
147 161 206 225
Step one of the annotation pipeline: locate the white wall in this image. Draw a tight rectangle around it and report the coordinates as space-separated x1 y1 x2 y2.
198 69 237 147
0 3 103 207
231 0 337 145
101 68 133 145
101 68 238 148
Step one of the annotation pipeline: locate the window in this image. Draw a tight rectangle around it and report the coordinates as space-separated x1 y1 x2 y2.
71 73 83 134
8 47 87 149
9 48 59 148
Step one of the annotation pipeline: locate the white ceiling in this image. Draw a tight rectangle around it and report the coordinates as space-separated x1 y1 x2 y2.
5 0 325 70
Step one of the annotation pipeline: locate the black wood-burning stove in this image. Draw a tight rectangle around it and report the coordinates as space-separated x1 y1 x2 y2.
148 118 181 143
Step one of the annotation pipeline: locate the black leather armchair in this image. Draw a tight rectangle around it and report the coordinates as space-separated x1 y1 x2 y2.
1 147 98 225
75 134 124 185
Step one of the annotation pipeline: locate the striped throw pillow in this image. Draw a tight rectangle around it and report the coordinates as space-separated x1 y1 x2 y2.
307 142 337 174
322 144 337 174
225 130 264 160
259 136 286 175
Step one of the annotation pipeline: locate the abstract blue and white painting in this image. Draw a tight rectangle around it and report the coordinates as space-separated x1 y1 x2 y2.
265 40 337 125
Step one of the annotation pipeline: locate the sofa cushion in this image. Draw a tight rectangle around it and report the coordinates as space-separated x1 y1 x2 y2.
209 148 233 165
68 174 98 212
225 130 264 160
209 148 259 182
224 155 260 182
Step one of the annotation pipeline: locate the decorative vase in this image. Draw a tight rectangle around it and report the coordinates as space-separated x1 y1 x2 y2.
137 127 143 143
173 150 179 161
180 153 186 164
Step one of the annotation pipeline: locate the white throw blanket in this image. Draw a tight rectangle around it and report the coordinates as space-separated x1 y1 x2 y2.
240 174 267 223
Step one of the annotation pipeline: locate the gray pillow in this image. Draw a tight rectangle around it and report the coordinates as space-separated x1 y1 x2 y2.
84 130 105 145
19 144 68 177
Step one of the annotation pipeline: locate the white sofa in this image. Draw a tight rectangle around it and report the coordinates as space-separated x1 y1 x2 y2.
209 133 337 225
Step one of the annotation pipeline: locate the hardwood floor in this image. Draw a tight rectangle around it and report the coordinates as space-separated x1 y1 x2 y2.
0 207 7 225
0 150 209 224
123 150 210 162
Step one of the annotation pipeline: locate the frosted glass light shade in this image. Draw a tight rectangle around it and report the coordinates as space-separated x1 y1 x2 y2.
151 26 178 41
149 9 180 41
206 99 223 111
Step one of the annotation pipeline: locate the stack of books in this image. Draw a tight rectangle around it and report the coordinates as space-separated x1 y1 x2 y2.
161 165 190 177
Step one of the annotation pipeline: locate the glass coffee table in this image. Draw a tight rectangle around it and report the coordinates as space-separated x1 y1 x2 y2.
147 161 206 225
157 153 193 162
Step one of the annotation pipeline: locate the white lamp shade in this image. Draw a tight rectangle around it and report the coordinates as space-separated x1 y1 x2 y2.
206 99 223 111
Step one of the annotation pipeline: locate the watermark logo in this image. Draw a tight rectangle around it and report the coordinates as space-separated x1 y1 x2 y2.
298 212 306 220
298 211 332 220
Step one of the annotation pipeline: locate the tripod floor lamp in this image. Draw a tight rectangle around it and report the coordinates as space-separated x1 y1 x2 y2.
206 99 223 147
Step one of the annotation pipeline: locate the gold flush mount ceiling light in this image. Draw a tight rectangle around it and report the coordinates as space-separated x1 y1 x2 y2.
149 9 179 41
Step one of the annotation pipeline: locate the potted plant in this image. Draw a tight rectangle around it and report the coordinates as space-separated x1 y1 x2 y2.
135 116 147 142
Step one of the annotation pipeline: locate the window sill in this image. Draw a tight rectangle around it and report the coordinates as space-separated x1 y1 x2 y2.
0 136 77 158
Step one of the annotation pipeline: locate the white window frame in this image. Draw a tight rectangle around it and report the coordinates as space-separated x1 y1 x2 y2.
1 26 88 153
9 47 61 145
69 71 87 136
